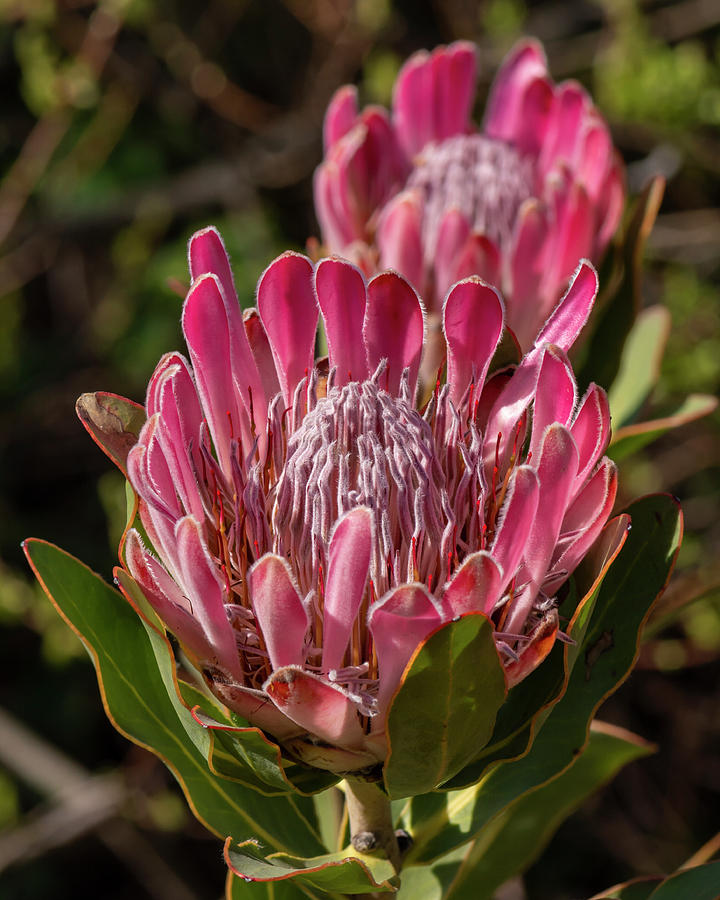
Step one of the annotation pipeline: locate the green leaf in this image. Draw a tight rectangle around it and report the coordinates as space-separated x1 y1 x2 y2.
384 614 506 800
608 306 670 428
395 846 468 900
590 878 661 900
578 176 664 391
224 838 399 895
438 723 653 900
609 393 718 462
75 391 146 477
403 495 681 865
591 863 720 900
438 514 631 791
646 862 720 900
226 875 323 900
24 540 326 858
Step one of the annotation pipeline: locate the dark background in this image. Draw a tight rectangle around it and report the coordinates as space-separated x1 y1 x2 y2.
0 0 718 897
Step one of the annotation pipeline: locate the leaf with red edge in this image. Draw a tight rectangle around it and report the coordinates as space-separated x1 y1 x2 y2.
384 613 507 800
224 837 399 895
76 392 146 477
439 512 630 791
23 539 326 857
404 494 681 865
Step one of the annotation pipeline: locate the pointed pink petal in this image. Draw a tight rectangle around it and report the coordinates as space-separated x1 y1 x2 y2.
528 345 577 462
188 228 266 437
209 682 305 741
443 277 504 406
532 259 598 355
182 273 245 476
323 84 359 152
512 76 554 156
149 360 205 522
431 41 478 143
505 425 578 634
322 508 373 672
560 457 617 538
392 49 433 158
441 551 503 618
576 121 613 202
314 160 359 249
553 459 617 578
315 258 369 387
570 383 611 491
490 465 540 595
507 198 551 349
484 39 548 144
265 667 366 749
376 191 425 295
249 555 308 670
596 158 625 253
243 308 281 402
453 233 502 291
542 179 594 301
538 81 588 176
125 529 216 664
364 271 425 397
393 42 477 158
434 208 471 300
368 584 443 715
257 252 318 408
174 516 242 681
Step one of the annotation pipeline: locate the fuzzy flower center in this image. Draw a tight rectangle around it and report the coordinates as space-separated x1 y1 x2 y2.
406 133 534 255
272 376 447 600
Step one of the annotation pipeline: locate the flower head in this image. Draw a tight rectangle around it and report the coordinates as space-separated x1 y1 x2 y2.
314 40 624 349
124 227 616 774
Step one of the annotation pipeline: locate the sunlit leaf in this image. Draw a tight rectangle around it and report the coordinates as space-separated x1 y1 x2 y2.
384 614 506 800
438 723 653 900
24 540 326 857
224 837 399 895
608 306 670 428
609 393 718 461
403 495 681 865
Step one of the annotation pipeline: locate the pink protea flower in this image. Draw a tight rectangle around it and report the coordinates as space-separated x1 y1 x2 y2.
124 226 616 774
314 39 624 350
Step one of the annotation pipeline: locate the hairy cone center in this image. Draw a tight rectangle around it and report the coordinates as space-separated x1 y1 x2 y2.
406 133 534 254
272 377 447 599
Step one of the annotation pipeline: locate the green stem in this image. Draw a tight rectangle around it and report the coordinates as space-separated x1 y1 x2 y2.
344 778 402 875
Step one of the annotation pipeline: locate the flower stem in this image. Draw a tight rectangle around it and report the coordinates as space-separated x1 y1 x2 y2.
344 778 402 874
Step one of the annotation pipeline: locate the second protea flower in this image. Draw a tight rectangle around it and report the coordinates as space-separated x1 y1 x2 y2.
314 39 624 350
122 227 615 775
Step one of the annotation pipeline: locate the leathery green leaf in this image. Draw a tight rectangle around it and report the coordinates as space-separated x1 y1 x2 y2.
609 393 718 462
403 495 681 865
384 614 506 800
590 879 661 900
24 540 325 858
224 838 399 895
439 514 630 792
591 862 720 900
225 874 325 900
608 306 670 428
438 723 653 900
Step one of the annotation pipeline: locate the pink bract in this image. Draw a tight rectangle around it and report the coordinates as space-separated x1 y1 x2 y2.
314 39 625 350
123 226 616 774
